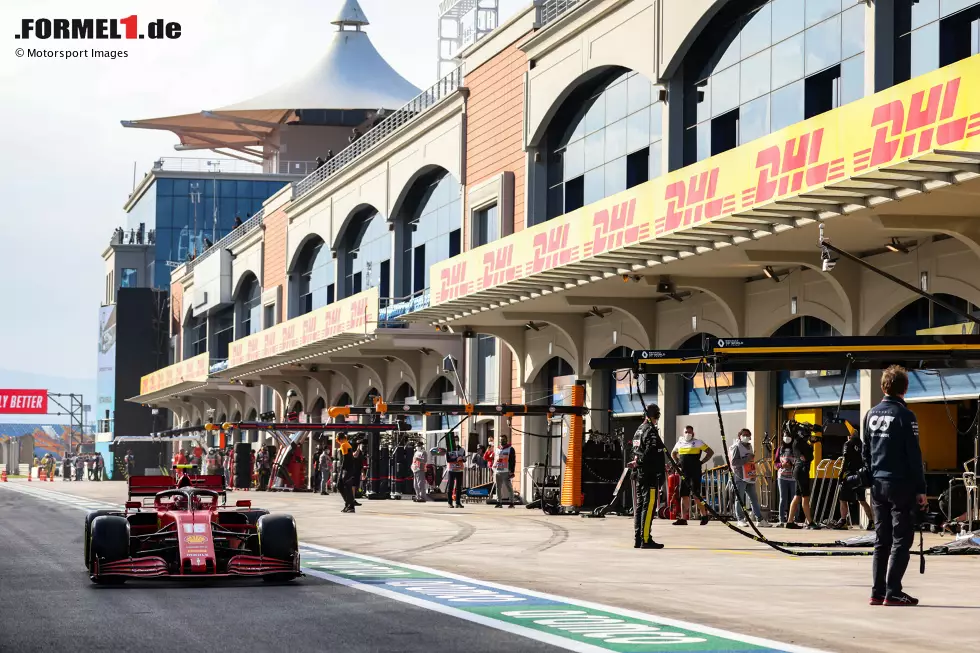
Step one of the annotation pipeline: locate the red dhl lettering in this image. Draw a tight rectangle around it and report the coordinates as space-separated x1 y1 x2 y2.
857 77 967 171
483 245 515 288
302 315 317 343
532 224 572 273
438 262 469 302
742 128 845 206
263 331 277 357
656 168 733 235
589 198 645 256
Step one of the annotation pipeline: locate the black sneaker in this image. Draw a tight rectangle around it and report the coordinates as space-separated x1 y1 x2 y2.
633 542 642 549
869 596 884 606
884 593 919 607
785 522 802 530
448 504 455 508
699 516 711 526
866 522 875 531
495 504 502 509
806 522 822 530
455 503 464 508
508 504 515 509
672 518 688 526
640 541 665 549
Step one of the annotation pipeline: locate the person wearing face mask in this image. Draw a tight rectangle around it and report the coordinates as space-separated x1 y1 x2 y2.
774 433 798 526
729 429 769 528
670 425 714 525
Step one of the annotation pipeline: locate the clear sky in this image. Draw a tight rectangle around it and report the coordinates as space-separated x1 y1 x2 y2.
0 0 525 405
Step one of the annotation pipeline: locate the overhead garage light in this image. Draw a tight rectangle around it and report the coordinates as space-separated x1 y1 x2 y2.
885 238 910 254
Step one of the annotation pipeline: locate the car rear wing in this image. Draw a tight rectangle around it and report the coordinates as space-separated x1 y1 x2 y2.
127 474 227 500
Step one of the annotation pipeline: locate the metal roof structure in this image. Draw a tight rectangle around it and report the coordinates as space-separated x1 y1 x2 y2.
121 0 420 158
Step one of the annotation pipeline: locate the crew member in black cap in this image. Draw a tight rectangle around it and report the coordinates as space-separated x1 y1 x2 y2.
631 403 667 549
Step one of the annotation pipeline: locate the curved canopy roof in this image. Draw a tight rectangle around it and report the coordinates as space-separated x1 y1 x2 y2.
121 0 420 155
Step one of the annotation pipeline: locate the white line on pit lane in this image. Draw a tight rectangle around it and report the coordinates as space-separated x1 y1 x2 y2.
0 484 831 653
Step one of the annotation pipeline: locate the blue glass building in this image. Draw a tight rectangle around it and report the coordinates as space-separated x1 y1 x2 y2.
123 160 295 289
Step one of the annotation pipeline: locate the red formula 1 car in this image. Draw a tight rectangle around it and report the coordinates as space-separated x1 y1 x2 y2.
84 474 300 584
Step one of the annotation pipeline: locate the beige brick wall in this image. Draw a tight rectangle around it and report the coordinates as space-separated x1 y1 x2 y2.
464 39 528 247
262 206 288 322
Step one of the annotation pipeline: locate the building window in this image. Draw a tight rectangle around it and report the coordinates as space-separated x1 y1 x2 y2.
475 335 497 402
263 304 275 330
239 276 261 337
120 268 138 288
398 173 461 297
546 71 663 222
895 0 980 83
212 308 234 360
296 238 334 316
342 210 391 300
473 204 499 247
685 0 866 164
187 316 207 357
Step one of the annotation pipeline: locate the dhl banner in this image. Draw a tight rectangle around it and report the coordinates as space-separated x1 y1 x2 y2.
227 286 378 370
139 352 209 396
432 55 980 308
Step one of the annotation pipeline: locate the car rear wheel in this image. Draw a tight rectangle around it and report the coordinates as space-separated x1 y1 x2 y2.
90 515 130 584
84 510 120 570
256 514 298 582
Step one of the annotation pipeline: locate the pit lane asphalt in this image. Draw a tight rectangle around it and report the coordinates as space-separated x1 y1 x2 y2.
0 491 562 653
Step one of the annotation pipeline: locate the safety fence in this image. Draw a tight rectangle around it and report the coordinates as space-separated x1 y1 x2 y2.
291 66 464 203
539 0 584 26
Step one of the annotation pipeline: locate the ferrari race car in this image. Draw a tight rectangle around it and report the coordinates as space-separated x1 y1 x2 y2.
84 474 300 584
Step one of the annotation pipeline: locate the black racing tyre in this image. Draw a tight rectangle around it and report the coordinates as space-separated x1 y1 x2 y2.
256 514 297 562
90 516 130 584
84 510 121 570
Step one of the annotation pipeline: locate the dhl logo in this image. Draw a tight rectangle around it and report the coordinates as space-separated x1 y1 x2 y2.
530 223 576 274
281 324 297 349
302 314 318 344
655 167 735 236
246 338 259 362
438 261 470 302
855 77 980 172
347 298 368 329
262 330 277 357
584 198 649 258
742 128 845 207
482 244 515 288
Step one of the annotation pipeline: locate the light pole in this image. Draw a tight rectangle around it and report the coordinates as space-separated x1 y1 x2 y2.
189 183 202 257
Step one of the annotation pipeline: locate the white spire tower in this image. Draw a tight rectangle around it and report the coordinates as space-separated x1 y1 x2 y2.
333 0 370 30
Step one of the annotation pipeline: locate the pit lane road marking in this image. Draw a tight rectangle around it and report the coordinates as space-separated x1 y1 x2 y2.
0 483 831 653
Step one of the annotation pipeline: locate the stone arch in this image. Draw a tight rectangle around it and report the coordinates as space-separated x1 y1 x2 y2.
389 164 458 223
528 64 623 147
768 315 842 338
331 203 385 253
390 382 415 403
360 386 381 404
866 290 980 337
333 391 353 407
232 269 260 302
659 0 729 78
286 231 328 279
522 318 581 384
760 308 846 339
421 375 456 401
582 320 649 379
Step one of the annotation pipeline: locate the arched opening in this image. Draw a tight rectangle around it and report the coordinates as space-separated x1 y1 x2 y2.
291 235 334 317
524 357 575 481
331 392 353 424
681 0 867 165
679 333 747 415
307 397 328 456
422 376 457 434
538 68 664 224
184 313 207 359
390 382 419 430
235 273 262 338
773 317 858 456
876 294 980 476
338 207 390 300
245 408 258 444
394 170 461 298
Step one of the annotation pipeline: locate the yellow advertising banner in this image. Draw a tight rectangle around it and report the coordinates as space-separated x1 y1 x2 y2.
139 351 210 396
226 286 378 370
431 55 980 308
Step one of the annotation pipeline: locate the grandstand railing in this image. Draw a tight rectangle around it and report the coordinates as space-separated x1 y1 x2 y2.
539 0 584 26
183 208 265 274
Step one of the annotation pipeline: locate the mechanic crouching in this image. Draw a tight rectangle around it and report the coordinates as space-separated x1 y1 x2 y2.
863 365 927 607
631 403 666 549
